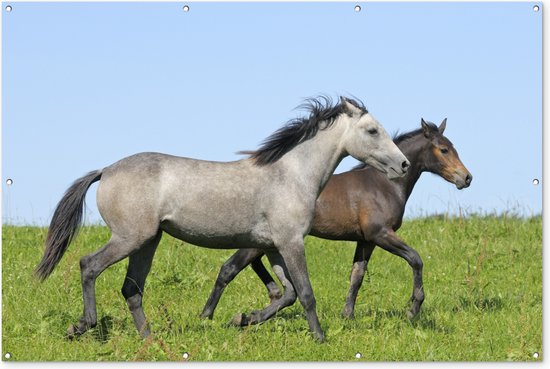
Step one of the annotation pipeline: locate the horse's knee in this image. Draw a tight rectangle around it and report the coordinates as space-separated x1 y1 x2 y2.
121 274 144 301
121 283 140 301
408 252 423 271
121 279 144 313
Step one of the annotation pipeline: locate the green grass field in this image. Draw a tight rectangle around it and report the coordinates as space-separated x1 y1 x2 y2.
1 215 542 361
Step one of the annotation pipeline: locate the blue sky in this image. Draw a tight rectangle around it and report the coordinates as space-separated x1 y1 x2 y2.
2 2 542 225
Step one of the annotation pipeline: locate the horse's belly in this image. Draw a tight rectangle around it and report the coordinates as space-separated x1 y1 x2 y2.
309 228 364 242
160 217 273 250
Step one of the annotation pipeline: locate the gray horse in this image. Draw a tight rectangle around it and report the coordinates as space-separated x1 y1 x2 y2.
35 96 409 342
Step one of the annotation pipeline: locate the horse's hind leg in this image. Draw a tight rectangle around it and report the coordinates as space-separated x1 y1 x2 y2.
121 231 162 338
200 248 273 320
230 250 297 327
67 231 159 339
342 241 375 319
235 243 324 341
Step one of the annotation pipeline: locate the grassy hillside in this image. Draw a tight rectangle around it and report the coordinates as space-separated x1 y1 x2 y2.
1 216 542 361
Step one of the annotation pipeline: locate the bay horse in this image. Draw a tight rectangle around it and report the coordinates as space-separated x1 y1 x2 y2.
35 96 410 342
200 119 472 326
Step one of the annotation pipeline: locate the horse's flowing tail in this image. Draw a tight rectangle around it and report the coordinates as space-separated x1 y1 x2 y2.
35 170 102 281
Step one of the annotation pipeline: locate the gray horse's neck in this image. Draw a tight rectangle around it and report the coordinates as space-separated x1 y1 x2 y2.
275 119 348 202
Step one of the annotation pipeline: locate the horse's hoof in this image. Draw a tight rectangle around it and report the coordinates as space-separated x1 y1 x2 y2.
199 312 213 320
66 324 80 340
139 329 151 339
248 310 263 325
314 331 326 343
230 313 248 327
341 306 355 319
406 309 419 321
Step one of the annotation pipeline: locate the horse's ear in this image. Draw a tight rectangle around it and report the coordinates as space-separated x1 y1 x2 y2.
438 118 447 134
421 118 431 138
340 96 361 116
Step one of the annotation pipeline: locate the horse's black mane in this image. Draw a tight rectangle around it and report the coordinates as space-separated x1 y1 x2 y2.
243 96 368 166
393 121 438 144
352 121 439 171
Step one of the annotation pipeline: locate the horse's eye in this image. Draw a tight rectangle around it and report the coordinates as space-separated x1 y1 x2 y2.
367 128 378 135
440 148 449 154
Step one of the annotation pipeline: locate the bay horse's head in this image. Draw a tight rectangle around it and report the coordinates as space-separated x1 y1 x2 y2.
420 118 472 189
340 97 410 179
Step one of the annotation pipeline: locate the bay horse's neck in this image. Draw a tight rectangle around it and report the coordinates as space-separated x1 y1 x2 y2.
392 135 427 203
277 119 348 199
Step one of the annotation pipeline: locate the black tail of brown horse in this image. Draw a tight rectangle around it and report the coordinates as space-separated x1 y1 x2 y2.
35 170 102 281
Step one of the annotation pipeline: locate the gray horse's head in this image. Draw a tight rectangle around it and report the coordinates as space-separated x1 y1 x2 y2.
241 96 409 179
339 97 409 179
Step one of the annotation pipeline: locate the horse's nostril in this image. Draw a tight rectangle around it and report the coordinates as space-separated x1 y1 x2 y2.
465 174 472 184
402 161 410 170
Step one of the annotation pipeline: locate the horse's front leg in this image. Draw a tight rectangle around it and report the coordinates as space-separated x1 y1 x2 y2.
200 248 268 320
342 241 375 319
374 228 424 319
232 239 325 342
230 250 297 327
275 241 325 341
